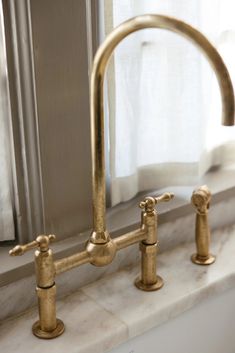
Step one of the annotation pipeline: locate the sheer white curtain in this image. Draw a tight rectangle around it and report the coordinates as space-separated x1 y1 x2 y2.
106 0 235 206
0 2 14 241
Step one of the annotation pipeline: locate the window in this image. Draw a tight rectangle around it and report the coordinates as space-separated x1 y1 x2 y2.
104 0 235 206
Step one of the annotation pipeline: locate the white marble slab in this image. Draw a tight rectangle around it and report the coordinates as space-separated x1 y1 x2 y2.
1 224 235 353
83 224 235 338
0 291 128 353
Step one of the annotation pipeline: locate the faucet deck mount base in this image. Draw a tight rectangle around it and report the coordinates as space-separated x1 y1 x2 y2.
191 254 216 266
32 319 65 339
135 275 164 291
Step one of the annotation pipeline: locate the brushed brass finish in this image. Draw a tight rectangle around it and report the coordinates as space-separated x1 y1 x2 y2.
135 243 164 292
33 236 64 339
90 15 235 241
33 285 64 339
9 234 56 256
135 275 164 292
86 238 117 266
191 253 215 265
9 192 173 337
139 193 174 244
114 229 146 250
10 235 64 339
36 285 57 331
54 250 90 275
9 14 234 338
32 319 65 339
135 193 174 291
35 248 55 288
55 228 146 276
191 185 216 265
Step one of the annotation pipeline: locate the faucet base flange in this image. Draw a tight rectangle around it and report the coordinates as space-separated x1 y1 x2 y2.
191 253 216 265
135 275 164 291
32 318 65 339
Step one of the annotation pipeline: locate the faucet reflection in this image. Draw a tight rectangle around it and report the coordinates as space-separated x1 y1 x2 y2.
10 15 234 339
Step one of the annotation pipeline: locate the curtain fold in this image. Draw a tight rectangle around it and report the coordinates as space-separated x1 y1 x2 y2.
106 0 235 206
0 3 14 241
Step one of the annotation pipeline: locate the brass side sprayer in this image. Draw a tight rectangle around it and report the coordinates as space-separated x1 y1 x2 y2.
191 185 216 265
10 15 234 339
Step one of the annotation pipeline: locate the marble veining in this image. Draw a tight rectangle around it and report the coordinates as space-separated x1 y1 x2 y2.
1 224 235 353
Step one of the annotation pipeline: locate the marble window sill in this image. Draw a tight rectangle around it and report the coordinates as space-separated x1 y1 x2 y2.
1 224 235 353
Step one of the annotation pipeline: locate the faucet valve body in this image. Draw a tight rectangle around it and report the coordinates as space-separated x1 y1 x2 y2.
191 185 216 265
10 235 65 339
33 285 64 339
135 193 174 291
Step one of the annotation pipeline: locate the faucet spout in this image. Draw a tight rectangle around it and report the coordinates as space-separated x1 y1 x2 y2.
90 14 235 244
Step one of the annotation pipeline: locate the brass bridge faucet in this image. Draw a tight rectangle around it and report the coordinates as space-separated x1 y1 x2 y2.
10 15 234 339
191 185 216 265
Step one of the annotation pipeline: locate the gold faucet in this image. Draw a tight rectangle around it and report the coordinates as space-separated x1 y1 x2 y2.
10 15 234 339
191 185 216 265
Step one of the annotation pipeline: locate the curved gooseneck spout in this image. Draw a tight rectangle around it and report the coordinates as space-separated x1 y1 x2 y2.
90 14 234 244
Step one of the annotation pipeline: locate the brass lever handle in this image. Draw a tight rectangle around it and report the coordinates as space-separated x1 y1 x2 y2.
155 192 174 204
139 192 174 212
9 234 56 256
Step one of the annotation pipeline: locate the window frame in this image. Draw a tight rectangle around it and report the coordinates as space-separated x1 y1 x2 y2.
2 0 100 242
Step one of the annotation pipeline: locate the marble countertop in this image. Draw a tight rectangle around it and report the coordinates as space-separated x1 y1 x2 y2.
1 224 235 353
